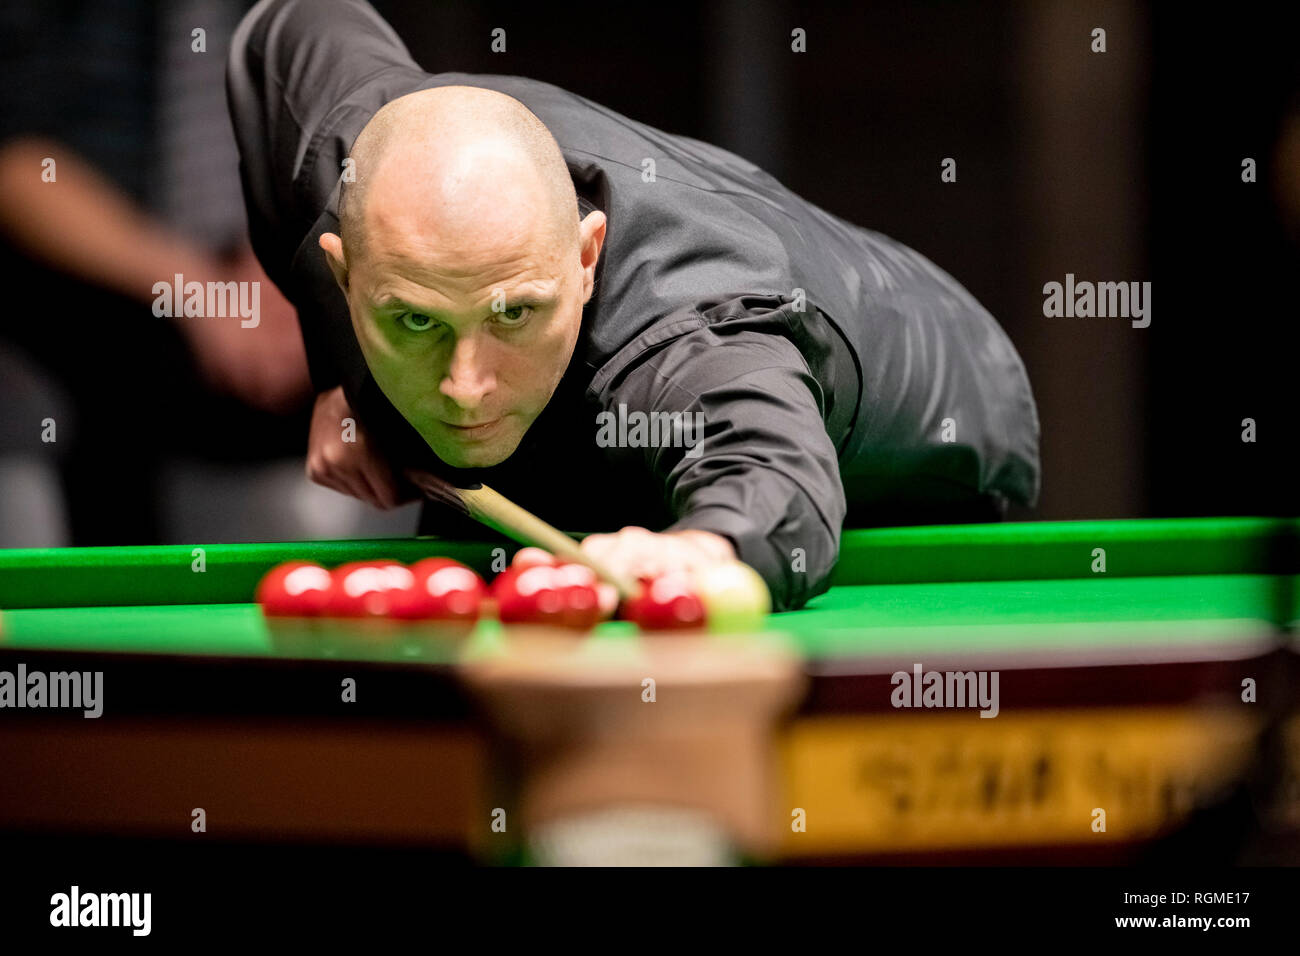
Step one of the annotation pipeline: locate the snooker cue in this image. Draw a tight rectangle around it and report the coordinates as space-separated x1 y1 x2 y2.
404 469 638 600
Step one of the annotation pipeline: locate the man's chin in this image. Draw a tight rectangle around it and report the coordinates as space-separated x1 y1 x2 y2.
426 432 522 470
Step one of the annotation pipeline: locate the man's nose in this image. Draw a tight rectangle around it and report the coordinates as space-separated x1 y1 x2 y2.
439 333 497 408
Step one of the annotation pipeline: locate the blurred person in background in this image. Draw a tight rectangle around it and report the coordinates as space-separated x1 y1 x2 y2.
0 0 314 546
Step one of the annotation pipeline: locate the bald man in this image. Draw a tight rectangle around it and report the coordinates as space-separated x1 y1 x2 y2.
227 0 1040 610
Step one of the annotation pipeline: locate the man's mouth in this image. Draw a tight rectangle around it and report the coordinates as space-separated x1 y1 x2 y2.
441 418 502 438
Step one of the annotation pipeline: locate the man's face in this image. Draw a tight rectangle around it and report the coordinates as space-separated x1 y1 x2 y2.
341 207 596 469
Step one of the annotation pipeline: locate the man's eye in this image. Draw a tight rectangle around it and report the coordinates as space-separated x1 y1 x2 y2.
400 312 435 332
494 305 532 327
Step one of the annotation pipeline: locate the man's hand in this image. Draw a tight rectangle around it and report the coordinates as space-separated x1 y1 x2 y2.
580 526 736 581
306 385 414 509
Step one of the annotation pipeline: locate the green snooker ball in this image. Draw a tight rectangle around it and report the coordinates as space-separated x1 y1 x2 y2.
691 561 771 633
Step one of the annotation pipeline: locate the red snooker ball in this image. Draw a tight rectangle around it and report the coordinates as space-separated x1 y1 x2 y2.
494 564 566 626
390 558 487 623
623 571 707 631
256 561 333 617
327 561 413 618
490 566 526 623
552 562 602 630
494 563 605 629
511 547 558 570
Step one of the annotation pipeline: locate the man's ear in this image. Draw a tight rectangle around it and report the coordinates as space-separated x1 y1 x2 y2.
319 232 350 294
577 210 606 304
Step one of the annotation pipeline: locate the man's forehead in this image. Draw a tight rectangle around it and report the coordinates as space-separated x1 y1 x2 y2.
363 187 557 255
367 140 546 223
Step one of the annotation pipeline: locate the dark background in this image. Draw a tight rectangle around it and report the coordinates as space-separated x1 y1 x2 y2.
375 0 1299 520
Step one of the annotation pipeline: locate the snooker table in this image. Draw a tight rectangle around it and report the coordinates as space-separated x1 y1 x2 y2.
1 516 1297 865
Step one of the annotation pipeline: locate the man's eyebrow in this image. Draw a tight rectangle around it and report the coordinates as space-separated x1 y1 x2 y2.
506 280 561 299
371 295 429 313
370 284 559 313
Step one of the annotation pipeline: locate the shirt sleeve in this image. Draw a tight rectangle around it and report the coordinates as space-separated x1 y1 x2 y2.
598 320 846 611
226 0 424 393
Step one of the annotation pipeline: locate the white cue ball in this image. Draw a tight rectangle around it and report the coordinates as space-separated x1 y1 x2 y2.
691 561 771 633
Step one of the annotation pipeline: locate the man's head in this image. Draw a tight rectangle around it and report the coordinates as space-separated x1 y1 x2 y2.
321 86 606 468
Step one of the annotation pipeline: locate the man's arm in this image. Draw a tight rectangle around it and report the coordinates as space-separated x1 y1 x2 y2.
0 137 309 412
0 137 210 302
593 323 846 612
